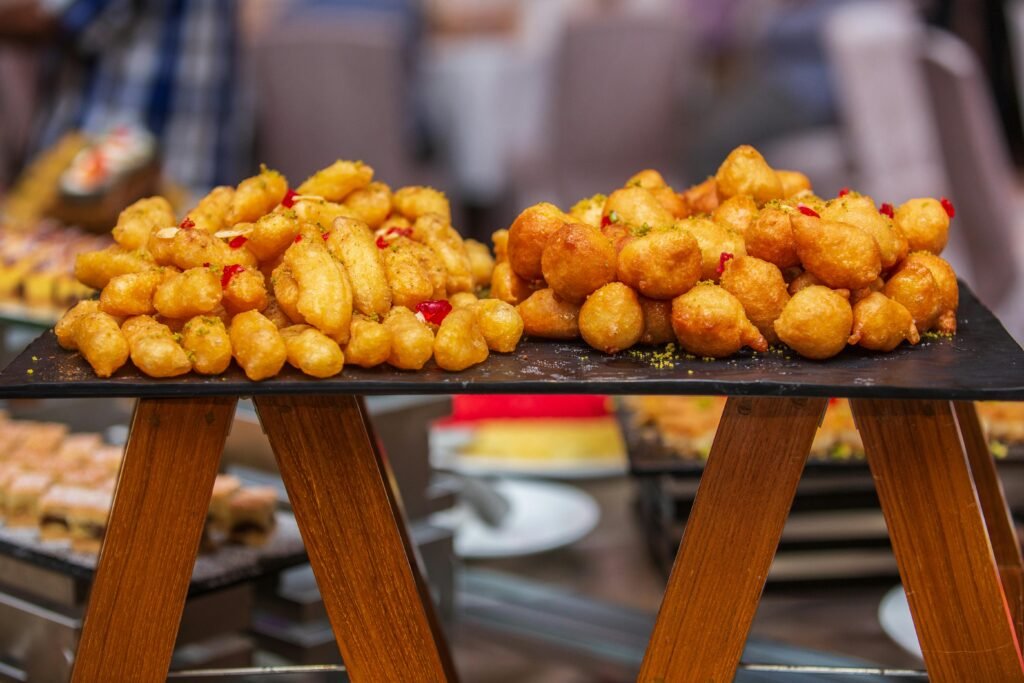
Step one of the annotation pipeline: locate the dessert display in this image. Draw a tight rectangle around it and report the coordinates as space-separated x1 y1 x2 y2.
498 144 960 359
57 159 524 379
0 414 278 553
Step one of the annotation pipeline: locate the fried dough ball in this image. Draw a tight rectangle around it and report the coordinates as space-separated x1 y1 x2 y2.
75 246 156 290
464 239 495 287
344 315 392 368
434 308 489 371
677 217 747 282
412 213 474 293
184 186 234 234
627 170 687 216
472 299 524 352
902 252 958 333
229 310 287 380
671 284 767 357
638 296 675 345
284 239 353 343
492 229 509 263
776 170 812 198
341 181 391 229
297 160 372 202
617 228 702 300
603 187 674 231
600 221 635 252
247 210 302 262
895 198 950 254
626 169 668 189
714 145 783 204
745 207 799 269
99 270 166 317
262 298 292 328
221 265 268 316
122 315 192 378
326 217 392 317
403 237 448 299
774 286 853 360
490 261 537 305
792 214 881 290
569 194 606 227
712 195 758 237
383 307 435 370
579 282 644 354
848 293 920 352
271 265 304 324
787 270 824 295
883 261 944 332
112 197 175 251
154 267 222 319
56 300 101 350
392 185 452 224
280 324 345 378
75 312 130 377
226 165 288 225
850 277 885 305
292 197 357 233
720 256 790 344
541 223 617 302
517 288 581 340
383 237 439 309
181 315 233 375
170 227 257 270
821 195 907 269
507 202 571 281
449 292 479 309
681 177 718 214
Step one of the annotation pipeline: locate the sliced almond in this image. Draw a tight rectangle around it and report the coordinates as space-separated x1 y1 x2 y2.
155 227 179 239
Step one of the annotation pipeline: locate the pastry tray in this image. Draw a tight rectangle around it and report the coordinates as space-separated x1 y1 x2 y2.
0 283 1020 401
0 512 306 596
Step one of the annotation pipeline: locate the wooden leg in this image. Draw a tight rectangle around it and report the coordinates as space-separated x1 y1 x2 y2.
254 394 457 683
954 401 1024 645
71 397 237 683
851 399 1024 682
639 396 826 683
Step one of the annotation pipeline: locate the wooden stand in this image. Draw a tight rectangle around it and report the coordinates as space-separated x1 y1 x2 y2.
69 394 1024 683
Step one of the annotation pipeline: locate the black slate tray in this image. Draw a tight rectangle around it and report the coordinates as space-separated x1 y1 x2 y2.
1 284 1021 400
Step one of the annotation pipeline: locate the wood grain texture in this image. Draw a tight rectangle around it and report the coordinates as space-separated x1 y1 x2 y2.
639 396 826 683
255 394 456 683
71 397 236 683
852 399 1024 682
954 400 1024 645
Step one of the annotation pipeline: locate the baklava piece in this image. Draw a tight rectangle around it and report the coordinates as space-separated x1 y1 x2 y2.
227 486 277 546
6 472 53 527
67 490 113 554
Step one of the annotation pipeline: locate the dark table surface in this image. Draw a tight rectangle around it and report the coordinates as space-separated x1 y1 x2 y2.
1 284 1020 400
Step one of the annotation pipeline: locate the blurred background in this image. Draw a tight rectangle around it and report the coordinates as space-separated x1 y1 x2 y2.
1 0 1023 681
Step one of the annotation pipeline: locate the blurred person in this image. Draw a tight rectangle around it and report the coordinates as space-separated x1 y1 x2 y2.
0 0 252 195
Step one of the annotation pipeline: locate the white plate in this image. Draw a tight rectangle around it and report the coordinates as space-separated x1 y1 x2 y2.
429 426 627 480
878 584 923 660
430 478 600 559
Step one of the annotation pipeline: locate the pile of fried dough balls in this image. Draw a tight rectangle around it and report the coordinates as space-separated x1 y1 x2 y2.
57 160 523 379
495 144 959 360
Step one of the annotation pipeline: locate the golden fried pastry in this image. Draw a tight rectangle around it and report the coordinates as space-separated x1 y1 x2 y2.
883 260 944 332
169 226 257 271
850 277 885 304
75 312 130 377
153 267 222 319
490 261 537 305
714 145 783 204
774 286 853 360
578 282 644 353
848 292 920 351
344 315 392 368
281 324 345 378
677 217 747 282
383 306 435 370
449 291 479 309
627 170 687 217
745 207 800 269
792 214 881 290
434 309 489 371
392 185 451 224
517 288 581 340
181 315 233 374
472 299 524 353
122 315 192 377
821 195 907 269
681 177 718 214
383 237 439 309
297 160 372 202
404 237 448 299
221 265 268 316
901 252 958 333
229 310 287 380
342 181 391 229
600 220 635 252
284 239 353 343
671 284 767 357
895 198 950 254
56 299 101 350
246 211 302 262
569 194 607 227
603 187 674 231
412 213 474 293
617 228 702 300
492 229 509 262
226 165 288 225
464 239 495 287
184 186 234 234
776 170 812 198
326 217 392 317
541 223 617 302
720 256 790 344
787 270 824 295
74 245 156 290
112 197 175 251
270 265 304 324
507 202 571 281
712 195 758 237
638 296 675 345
